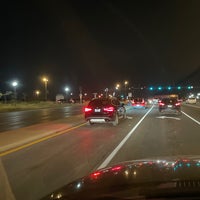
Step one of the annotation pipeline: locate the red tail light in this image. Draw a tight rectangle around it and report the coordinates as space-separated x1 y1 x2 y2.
103 106 114 112
84 107 92 112
159 102 165 106
175 102 180 106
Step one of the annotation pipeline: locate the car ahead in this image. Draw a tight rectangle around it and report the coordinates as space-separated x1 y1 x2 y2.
84 97 126 126
186 97 197 104
42 156 200 200
131 98 147 109
159 97 181 114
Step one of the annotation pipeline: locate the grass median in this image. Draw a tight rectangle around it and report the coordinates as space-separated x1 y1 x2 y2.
0 101 73 112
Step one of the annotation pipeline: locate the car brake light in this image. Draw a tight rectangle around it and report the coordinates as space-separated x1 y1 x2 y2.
175 102 180 106
84 107 92 112
159 102 165 106
103 106 114 112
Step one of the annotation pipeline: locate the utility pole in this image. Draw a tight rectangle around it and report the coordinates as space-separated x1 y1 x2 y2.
79 86 82 103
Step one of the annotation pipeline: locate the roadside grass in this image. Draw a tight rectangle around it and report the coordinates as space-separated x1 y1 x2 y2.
0 101 69 112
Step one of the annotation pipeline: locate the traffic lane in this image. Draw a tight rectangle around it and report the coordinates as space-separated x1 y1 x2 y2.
1 107 149 200
0 104 83 132
182 103 200 122
109 106 200 166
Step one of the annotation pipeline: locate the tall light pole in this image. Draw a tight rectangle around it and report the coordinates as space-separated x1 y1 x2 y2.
105 88 108 98
124 81 128 99
42 77 48 101
115 83 120 97
12 81 18 100
65 87 69 102
35 90 40 100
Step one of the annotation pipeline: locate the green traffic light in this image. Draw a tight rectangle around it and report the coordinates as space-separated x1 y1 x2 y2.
167 86 171 90
149 87 153 91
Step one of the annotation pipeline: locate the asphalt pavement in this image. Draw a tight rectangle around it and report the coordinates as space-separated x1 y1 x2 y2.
0 103 200 200
0 104 83 132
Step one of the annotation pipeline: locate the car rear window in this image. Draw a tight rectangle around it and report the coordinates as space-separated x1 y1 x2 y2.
162 98 177 104
134 98 143 102
89 99 110 107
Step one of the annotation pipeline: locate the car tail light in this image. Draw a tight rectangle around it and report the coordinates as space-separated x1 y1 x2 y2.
84 107 92 112
103 106 114 112
159 102 165 106
175 102 180 106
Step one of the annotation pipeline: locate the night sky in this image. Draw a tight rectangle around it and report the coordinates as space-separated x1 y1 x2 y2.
1 0 200 98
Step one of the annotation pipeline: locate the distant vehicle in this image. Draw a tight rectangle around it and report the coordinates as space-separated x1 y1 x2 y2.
131 98 147 109
152 98 159 104
159 97 181 115
84 97 126 126
56 94 65 103
186 97 197 104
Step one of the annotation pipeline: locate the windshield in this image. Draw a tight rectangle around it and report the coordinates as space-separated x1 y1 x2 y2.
161 98 178 104
88 99 110 107
0 1 200 200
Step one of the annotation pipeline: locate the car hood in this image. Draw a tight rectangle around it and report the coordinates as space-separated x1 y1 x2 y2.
42 155 200 199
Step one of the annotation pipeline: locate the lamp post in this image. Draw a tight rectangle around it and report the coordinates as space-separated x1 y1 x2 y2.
124 81 128 99
12 81 18 100
42 77 48 101
105 88 108 98
35 90 40 100
115 84 120 97
65 87 69 102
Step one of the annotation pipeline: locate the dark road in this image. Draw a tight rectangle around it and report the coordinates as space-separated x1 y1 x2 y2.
0 103 200 200
0 104 83 132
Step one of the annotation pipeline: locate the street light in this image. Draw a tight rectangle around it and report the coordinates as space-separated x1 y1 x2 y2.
124 81 128 99
115 83 120 90
65 87 69 92
35 90 40 98
42 77 48 101
65 87 70 102
115 83 120 97
12 81 18 100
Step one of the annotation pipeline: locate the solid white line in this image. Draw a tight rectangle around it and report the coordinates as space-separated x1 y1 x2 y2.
181 111 200 126
97 105 154 170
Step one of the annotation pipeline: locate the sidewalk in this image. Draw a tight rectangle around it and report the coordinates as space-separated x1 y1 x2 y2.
0 114 85 154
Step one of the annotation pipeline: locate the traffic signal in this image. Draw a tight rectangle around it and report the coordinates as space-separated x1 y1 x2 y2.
149 87 154 91
167 86 171 90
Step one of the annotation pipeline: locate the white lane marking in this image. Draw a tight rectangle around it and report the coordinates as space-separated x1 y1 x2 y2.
156 116 181 120
126 116 133 119
181 111 200 126
97 106 154 170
